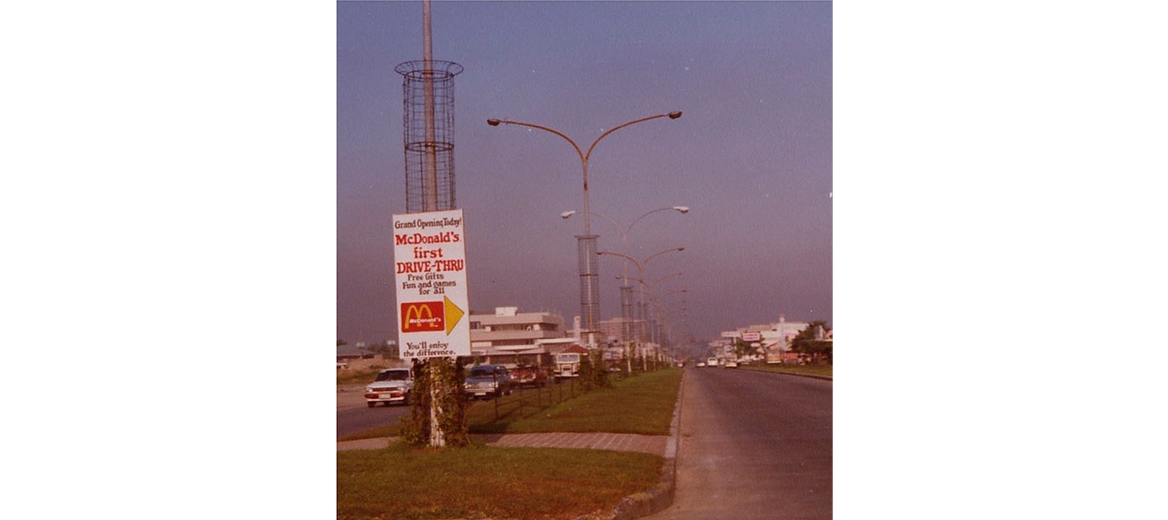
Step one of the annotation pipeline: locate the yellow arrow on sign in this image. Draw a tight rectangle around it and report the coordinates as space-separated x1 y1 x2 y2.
443 296 464 335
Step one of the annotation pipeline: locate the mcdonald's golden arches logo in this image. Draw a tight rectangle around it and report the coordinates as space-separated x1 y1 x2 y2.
400 297 465 335
401 301 444 333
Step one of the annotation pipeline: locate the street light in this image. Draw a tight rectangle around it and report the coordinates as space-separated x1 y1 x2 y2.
562 206 688 350
487 111 683 347
598 248 685 372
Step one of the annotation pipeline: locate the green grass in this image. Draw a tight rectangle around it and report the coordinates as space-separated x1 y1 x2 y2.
481 369 681 435
338 442 663 520
741 363 833 378
338 369 683 441
339 422 402 442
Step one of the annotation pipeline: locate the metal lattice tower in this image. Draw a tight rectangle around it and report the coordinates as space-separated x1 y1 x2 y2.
395 60 463 212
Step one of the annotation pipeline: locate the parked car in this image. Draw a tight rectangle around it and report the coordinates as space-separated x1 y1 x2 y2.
724 359 739 369
364 368 413 407
511 364 549 388
464 364 513 399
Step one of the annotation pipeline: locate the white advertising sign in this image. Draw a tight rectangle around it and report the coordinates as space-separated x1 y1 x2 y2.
393 209 471 359
742 332 762 342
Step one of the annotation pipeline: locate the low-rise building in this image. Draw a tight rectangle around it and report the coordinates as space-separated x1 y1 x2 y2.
468 307 569 366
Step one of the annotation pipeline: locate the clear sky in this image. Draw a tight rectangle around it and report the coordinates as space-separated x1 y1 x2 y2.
337 1 833 344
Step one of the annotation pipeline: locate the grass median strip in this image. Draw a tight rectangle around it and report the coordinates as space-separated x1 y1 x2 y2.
485 369 681 435
338 369 683 519
338 438 664 520
339 369 683 441
740 364 832 378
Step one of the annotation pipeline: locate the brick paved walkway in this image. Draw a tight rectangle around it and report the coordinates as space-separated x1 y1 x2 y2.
472 432 668 456
337 432 669 457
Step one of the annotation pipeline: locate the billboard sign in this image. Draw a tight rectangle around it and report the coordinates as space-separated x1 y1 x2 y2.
393 209 471 359
742 332 762 342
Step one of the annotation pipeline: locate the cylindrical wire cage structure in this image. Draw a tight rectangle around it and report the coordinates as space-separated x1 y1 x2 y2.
395 60 463 213
576 234 600 339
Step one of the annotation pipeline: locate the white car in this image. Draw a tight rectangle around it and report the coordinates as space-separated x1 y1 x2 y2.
364 368 413 407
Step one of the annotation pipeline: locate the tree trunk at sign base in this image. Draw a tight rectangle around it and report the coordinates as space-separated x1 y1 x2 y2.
430 361 444 447
402 358 469 448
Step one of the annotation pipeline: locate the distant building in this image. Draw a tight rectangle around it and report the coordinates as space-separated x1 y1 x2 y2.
597 317 645 344
718 315 814 363
468 307 570 366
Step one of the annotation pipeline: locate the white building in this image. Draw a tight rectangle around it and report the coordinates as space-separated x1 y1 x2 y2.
468 307 571 366
718 315 813 362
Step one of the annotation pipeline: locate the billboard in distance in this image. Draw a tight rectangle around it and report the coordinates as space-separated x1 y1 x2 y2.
393 209 471 359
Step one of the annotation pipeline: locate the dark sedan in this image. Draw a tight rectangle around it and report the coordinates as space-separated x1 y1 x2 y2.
463 364 513 399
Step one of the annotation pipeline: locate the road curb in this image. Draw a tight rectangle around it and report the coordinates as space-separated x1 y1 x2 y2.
587 370 686 520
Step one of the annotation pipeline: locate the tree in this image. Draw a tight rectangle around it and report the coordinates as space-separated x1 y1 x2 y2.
790 321 833 364
400 357 470 448
732 338 760 359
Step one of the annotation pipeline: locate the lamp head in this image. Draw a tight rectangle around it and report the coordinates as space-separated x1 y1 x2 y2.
667 111 682 119
560 211 577 219
674 206 689 214
487 119 502 126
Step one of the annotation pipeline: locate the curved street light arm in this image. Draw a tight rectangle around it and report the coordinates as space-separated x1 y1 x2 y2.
626 206 689 234
597 250 641 273
583 111 682 164
487 119 586 165
563 209 623 239
643 246 685 266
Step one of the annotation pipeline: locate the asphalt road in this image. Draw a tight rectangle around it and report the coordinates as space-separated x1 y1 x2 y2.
646 368 833 519
337 386 412 438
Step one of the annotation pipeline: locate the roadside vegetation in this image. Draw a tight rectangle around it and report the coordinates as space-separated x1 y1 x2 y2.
338 443 662 520
741 363 833 378
337 368 683 519
490 368 680 435
339 368 681 441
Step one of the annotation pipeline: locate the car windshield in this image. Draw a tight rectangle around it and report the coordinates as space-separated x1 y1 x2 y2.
375 370 410 382
469 367 496 378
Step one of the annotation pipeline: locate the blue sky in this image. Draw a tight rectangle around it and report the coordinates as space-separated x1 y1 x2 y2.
337 1 833 343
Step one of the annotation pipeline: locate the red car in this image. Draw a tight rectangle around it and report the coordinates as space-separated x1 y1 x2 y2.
510 364 549 388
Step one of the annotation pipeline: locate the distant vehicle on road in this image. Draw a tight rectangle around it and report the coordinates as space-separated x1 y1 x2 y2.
707 357 719 367
511 364 549 388
464 364 513 399
696 361 707 367
555 352 582 379
724 359 739 369
364 368 413 408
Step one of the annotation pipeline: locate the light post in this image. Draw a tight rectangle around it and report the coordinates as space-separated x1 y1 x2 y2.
620 272 684 369
655 289 688 357
487 112 682 348
598 248 684 372
562 206 688 357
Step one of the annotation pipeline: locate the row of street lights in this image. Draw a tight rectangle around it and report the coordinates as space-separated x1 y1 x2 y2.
487 112 686 352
